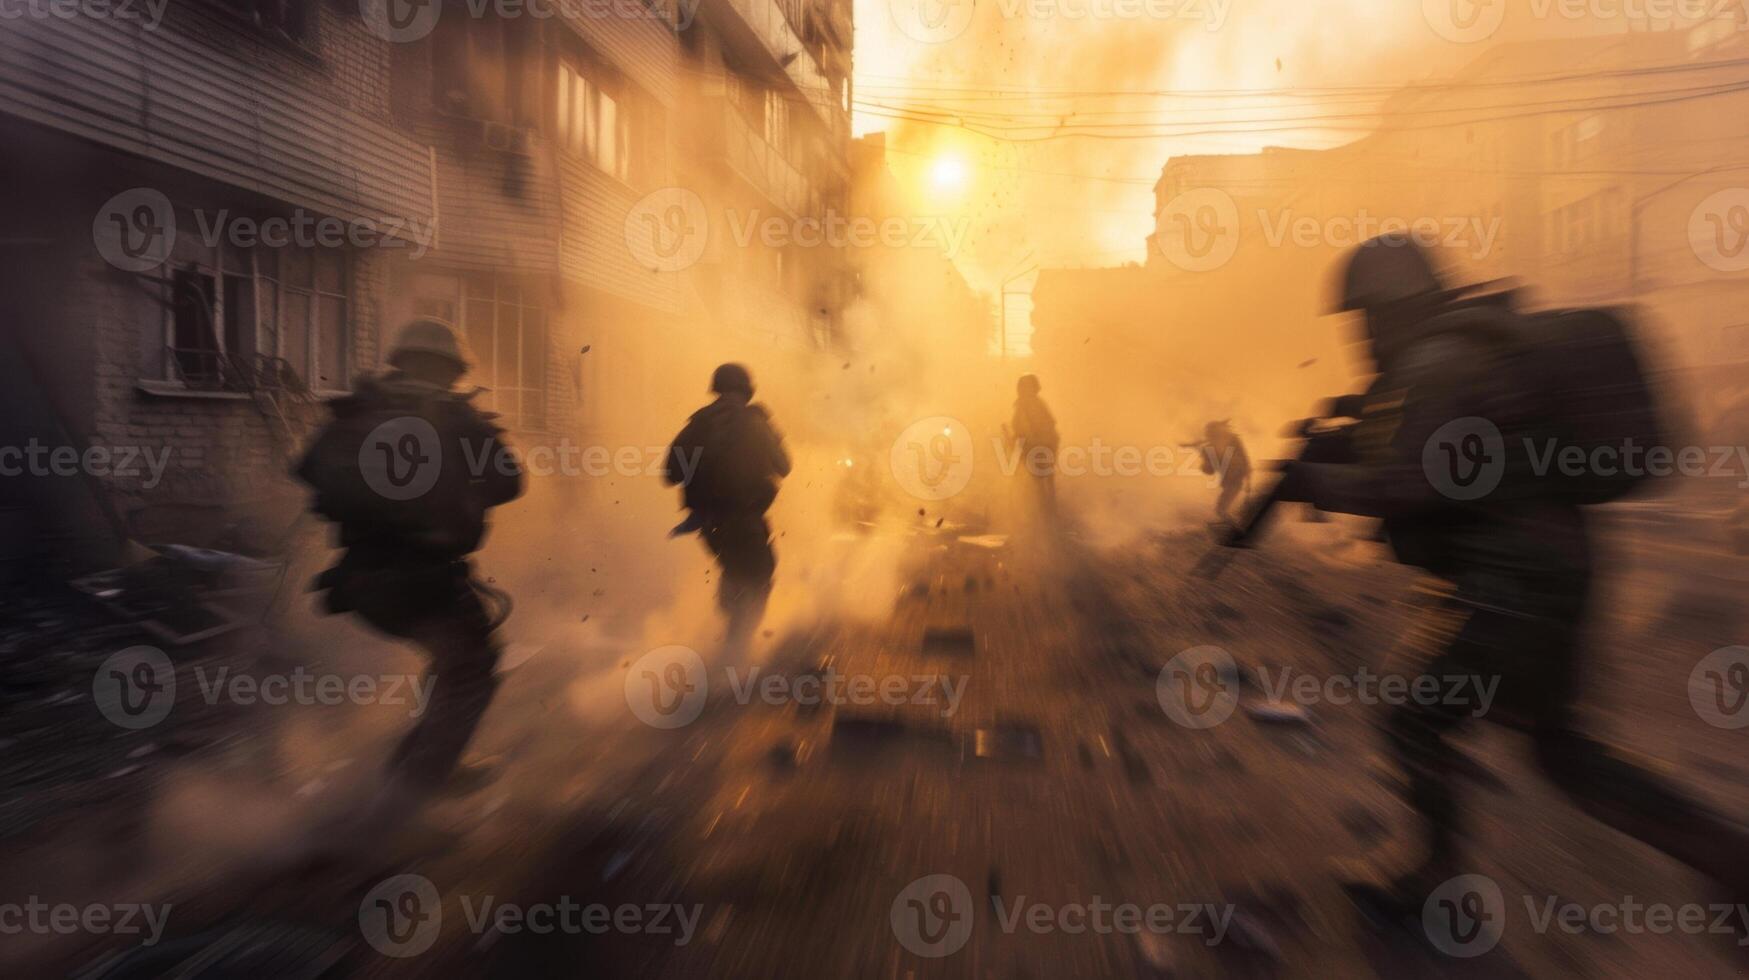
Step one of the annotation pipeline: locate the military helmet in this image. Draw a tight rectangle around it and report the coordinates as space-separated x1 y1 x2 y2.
1333 233 1447 313
711 362 754 396
389 318 472 369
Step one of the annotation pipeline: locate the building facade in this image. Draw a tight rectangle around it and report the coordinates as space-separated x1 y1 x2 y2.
0 0 852 576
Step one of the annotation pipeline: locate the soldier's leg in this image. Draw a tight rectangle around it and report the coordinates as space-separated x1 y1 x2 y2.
1214 481 1241 523
1377 598 1505 887
385 580 503 793
1529 621 1749 884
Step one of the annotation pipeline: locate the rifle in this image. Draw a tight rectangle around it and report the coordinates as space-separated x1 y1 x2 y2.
1192 414 1361 579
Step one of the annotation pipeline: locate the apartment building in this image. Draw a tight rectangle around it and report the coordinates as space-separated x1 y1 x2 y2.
0 0 853 574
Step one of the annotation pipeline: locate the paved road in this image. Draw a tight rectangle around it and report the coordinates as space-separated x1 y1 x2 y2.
11 508 1749 978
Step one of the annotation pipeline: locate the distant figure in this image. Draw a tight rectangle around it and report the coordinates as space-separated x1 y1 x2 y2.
295 319 523 832
1196 419 1251 526
1283 234 1749 923
1009 374 1060 518
665 363 791 644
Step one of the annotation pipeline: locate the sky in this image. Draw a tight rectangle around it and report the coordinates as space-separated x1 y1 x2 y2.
847 0 1715 296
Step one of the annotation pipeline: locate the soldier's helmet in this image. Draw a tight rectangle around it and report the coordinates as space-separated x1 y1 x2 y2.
1017 374 1042 396
1333 233 1447 313
389 318 472 369
711 362 754 396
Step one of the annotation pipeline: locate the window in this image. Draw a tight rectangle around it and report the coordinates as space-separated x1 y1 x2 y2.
409 273 547 430
557 59 630 180
764 89 790 153
262 246 351 390
146 217 262 389
215 0 312 44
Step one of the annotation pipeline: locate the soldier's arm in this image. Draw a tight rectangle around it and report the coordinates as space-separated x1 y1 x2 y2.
759 410 792 478
663 420 699 487
1287 335 1483 517
475 423 524 507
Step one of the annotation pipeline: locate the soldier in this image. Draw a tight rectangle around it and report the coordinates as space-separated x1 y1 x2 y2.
295 318 523 830
1194 419 1251 526
665 364 790 644
1279 235 1749 920
1008 374 1060 519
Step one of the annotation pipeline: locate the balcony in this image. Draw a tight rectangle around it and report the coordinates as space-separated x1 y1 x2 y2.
723 106 810 216
701 0 842 132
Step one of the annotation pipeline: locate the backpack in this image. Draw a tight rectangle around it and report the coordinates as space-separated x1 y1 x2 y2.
295 381 493 553
674 402 781 513
1428 298 1670 504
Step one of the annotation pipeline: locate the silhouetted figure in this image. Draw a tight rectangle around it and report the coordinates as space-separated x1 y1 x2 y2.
1282 234 1749 917
295 319 522 838
665 364 790 645
1009 374 1060 519
1195 419 1251 526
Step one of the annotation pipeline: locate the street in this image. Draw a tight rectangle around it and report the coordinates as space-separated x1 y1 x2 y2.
8 495 1747 979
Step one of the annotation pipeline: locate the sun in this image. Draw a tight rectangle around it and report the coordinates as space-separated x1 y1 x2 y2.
929 154 968 192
